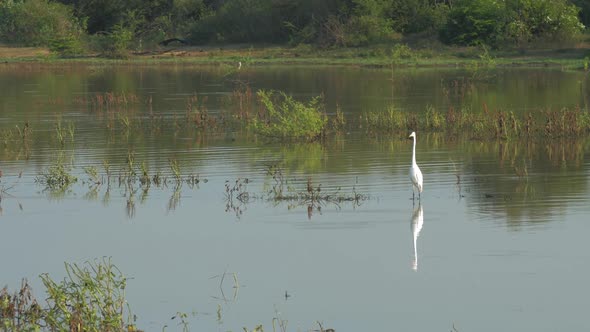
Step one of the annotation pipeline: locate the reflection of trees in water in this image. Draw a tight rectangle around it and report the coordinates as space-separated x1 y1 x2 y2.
252 142 327 173
462 138 588 225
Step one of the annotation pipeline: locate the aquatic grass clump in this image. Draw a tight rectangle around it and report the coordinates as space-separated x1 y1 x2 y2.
424 105 445 130
15 123 32 142
225 85 255 121
88 92 140 112
251 90 327 141
331 105 346 131
224 178 250 217
83 166 101 187
267 175 366 219
54 116 75 146
265 165 366 207
1 123 33 159
36 160 78 191
544 107 590 138
0 129 14 147
222 165 367 219
363 105 408 132
363 104 590 140
169 159 182 183
364 104 486 137
185 94 215 130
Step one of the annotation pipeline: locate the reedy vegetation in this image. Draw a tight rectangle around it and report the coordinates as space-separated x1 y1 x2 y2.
362 104 590 139
3 86 590 156
223 166 366 219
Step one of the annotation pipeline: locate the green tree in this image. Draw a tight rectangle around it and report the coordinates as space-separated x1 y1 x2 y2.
571 0 590 28
441 0 507 46
441 0 583 47
387 0 450 33
57 0 172 33
189 0 280 43
57 0 126 33
0 0 85 54
281 0 355 45
503 0 584 46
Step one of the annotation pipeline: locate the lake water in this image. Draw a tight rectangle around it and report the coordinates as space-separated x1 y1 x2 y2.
1 64 589 331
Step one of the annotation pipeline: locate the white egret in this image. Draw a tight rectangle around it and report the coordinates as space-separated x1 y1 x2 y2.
408 131 423 201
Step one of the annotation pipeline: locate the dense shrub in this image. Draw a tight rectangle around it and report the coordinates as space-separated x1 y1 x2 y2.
89 24 134 58
189 0 283 43
388 0 450 34
251 90 327 141
58 0 174 34
283 0 355 45
342 0 397 46
345 15 395 46
316 14 395 47
168 0 211 36
441 0 506 46
442 0 584 47
0 0 85 54
58 0 208 51
503 0 584 46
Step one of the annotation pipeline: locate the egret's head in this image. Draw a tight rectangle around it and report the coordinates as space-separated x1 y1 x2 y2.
408 131 416 139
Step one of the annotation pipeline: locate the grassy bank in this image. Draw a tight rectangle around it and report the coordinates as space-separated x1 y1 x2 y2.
1 42 590 69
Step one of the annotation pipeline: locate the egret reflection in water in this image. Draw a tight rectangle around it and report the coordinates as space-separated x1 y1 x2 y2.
411 204 424 271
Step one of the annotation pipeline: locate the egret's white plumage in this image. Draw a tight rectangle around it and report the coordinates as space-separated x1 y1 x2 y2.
408 131 423 200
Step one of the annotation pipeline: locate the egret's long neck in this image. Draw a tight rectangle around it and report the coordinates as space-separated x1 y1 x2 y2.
412 136 417 166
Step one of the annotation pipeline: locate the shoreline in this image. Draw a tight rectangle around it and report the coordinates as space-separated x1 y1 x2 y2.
1 44 589 69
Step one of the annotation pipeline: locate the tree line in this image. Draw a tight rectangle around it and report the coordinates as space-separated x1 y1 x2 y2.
0 0 587 57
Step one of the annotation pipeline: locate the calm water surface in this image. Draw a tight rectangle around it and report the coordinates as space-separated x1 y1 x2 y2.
1 64 589 331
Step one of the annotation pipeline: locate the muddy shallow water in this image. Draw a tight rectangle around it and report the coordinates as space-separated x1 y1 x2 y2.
1 64 589 331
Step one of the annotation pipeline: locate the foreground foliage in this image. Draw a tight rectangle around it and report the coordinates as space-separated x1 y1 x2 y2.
0 259 137 332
